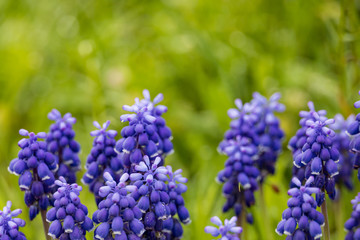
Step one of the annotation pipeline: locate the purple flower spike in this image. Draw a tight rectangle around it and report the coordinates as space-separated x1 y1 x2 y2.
344 193 360 239
276 177 324 239
205 216 242 240
328 114 355 192
346 92 360 183
83 120 122 204
9 130 58 220
46 109 80 184
0 201 27 240
115 90 173 169
289 102 339 204
47 177 93 239
218 92 284 223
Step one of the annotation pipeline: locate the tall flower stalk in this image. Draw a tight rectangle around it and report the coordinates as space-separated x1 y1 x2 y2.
8 130 58 240
47 109 81 184
92 90 190 239
289 102 340 240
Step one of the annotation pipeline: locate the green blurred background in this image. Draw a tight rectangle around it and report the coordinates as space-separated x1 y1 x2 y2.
0 0 360 239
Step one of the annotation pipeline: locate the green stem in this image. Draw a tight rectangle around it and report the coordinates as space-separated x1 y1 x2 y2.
237 200 247 240
259 184 271 240
40 209 51 240
321 197 331 240
334 194 344 239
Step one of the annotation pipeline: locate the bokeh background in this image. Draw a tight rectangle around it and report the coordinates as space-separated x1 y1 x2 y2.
0 0 360 239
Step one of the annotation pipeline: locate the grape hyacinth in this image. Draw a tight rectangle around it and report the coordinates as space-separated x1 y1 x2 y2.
276 177 324 239
0 201 26 240
204 216 242 240
8 130 57 220
115 89 173 169
288 102 327 186
250 92 285 182
330 114 355 191
130 156 190 239
46 177 93 239
47 109 81 184
344 193 360 240
217 98 260 223
347 91 360 181
82 121 122 204
290 103 339 204
92 172 143 239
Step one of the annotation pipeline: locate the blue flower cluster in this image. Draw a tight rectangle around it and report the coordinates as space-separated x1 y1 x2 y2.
47 109 81 184
115 89 173 168
204 216 242 240
8 130 57 220
46 177 93 239
250 92 285 182
0 201 26 240
347 91 360 181
288 102 327 186
330 114 355 191
93 172 142 239
345 193 360 240
93 156 190 239
276 177 324 239
217 93 284 220
92 90 189 239
82 121 122 204
289 102 339 204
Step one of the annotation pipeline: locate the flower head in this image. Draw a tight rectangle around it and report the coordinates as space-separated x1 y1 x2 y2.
204 216 242 240
290 102 339 205
329 114 355 191
8 130 57 220
250 92 285 182
344 192 360 239
46 177 93 239
0 201 26 240
82 121 122 204
47 109 81 184
276 177 324 239
115 90 173 168
346 91 360 182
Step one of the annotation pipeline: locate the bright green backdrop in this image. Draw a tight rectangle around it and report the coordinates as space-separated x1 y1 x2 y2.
0 0 360 239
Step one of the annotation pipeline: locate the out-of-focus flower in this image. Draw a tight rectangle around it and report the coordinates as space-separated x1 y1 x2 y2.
330 114 355 192
0 201 26 240
204 216 242 240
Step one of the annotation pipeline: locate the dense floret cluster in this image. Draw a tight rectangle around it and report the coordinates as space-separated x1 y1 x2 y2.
330 114 355 191
250 92 285 182
204 216 242 240
93 156 190 239
344 193 360 240
289 102 339 205
276 177 324 239
115 89 173 168
46 177 93 239
218 93 284 222
288 102 327 186
0 201 26 240
82 121 122 204
347 91 360 181
47 109 81 184
8 130 57 220
217 98 260 222
92 90 189 239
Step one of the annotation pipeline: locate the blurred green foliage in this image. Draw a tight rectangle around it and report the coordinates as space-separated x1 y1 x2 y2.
0 0 360 239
